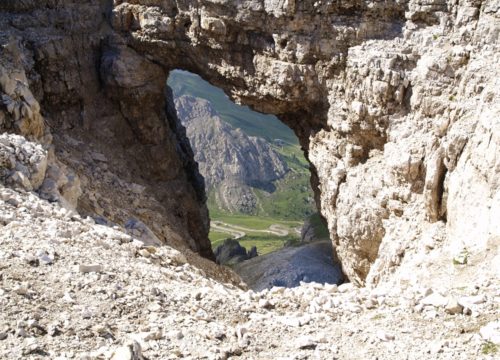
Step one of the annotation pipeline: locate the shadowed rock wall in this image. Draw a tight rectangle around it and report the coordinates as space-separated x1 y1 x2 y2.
0 0 213 260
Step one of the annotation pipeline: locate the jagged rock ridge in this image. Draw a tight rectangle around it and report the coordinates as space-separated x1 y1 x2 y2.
175 94 288 214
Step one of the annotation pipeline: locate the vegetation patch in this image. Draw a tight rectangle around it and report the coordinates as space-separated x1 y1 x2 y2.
208 230 230 243
371 313 386 320
453 247 469 265
308 212 330 240
209 213 302 255
169 70 298 144
481 341 498 355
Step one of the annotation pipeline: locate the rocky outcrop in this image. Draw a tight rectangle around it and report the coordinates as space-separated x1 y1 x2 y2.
300 219 316 243
110 0 499 287
214 238 258 266
175 94 288 213
0 134 47 192
1 1 499 287
0 2 213 260
235 241 344 291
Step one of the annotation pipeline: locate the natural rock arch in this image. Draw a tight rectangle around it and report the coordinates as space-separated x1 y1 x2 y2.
103 1 420 281
1 0 498 286
110 0 406 134
105 0 408 283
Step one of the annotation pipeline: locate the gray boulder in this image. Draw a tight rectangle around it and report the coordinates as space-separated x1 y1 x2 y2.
214 239 258 266
234 241 344 291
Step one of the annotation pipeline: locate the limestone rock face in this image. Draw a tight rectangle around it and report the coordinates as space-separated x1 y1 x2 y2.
175 95 288 213
0 50 45 141
0 133 47 192
110 0 500 286
0 2 213 260
1 0 499 285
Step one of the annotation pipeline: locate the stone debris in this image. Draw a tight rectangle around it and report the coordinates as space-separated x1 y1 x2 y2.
110 341 143 360
78 264 103 273
420 292 449 308
338 283 355 293
0 181 498 359
444 298 464 315
459 294 487 306
37 250 54 265
296 335 317 350
0 133 47 192
480 321 500 345
376 330 396 342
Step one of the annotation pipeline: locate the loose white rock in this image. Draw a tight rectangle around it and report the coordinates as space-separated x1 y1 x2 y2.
480 321 500 345
421 293 448 307
338 283 355 293
377 330 395 342
445 298 463 315
296 335 317 349
78 264 103 273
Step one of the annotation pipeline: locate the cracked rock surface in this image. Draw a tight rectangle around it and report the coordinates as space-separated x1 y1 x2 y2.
0 5 499 360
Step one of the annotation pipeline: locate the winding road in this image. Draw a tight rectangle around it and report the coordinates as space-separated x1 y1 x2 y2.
211 221 290 240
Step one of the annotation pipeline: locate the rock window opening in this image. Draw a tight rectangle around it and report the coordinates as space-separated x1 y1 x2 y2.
168 70 343 291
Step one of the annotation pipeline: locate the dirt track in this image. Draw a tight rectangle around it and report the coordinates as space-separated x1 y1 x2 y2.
211 221 289 239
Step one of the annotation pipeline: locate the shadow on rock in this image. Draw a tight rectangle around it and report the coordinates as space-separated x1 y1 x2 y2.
234 241 344 291
214 238 258 266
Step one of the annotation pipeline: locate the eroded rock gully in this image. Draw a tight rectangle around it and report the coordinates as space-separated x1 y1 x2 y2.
1 0 499 288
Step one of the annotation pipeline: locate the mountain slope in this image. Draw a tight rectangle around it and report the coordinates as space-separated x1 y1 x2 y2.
175 95 289 214
1 174 498 359
171 75 316 253
168 70 298 145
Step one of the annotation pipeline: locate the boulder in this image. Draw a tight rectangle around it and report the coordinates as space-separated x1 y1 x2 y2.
214 239 258 266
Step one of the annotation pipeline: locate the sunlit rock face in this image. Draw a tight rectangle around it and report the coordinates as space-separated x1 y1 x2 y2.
1 1 499 285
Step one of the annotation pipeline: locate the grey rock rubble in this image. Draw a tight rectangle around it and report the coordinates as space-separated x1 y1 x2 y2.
235 241 344 291
1 156 499 358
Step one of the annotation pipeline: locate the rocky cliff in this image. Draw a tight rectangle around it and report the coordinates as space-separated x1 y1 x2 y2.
175 94 288 213
1 0 499 289
0 1 214 262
